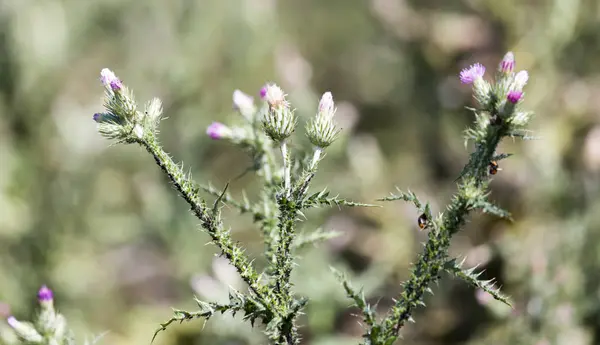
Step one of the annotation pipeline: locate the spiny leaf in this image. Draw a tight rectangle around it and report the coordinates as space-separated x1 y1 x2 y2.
293 228 342 250
331 267 376 327
443 258 512 307
303 188 377 209
378 188 422 208
476 200 513 221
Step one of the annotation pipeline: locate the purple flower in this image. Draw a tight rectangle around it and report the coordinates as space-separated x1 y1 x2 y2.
38 285 53 302
260 84 287 108
499 52 515 73
206 122 232 140
93 113 102 122
459 63 486 84
259 86 268 99
100 68 123 91
507 90 523 104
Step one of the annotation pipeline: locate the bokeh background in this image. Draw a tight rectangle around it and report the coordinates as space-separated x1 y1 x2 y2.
1 0 600 344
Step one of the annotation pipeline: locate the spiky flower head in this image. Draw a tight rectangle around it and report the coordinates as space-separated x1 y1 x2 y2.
306 92 341 148
460 63 486 84
261 84 296 142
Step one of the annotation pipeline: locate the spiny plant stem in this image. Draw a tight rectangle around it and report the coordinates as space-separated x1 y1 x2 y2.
281 141 291 196
138 135 269 304
273 201 297 304
377 121 508 343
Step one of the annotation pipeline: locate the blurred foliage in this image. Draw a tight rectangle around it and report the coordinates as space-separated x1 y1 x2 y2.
1 0 600 344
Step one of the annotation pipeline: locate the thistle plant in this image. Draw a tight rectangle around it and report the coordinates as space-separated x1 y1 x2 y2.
334 52 534 344
91 51 534 344
2 286 103 345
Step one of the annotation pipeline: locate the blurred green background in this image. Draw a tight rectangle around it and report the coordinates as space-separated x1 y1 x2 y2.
1 0 600 344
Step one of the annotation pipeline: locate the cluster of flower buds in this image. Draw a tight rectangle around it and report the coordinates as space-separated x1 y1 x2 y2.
5 286 69 344
203 82 342 152
460 52 530 118
93 68 163 142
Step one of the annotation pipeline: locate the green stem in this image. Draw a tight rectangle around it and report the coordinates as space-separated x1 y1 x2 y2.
138 135 269 303
281 141 291 196
377 123 507 342
273 201 297 303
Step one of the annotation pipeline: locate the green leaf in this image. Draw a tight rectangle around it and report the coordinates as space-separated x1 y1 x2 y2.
443 258 512 307
331 267 376 327
303 188 377 209
293 228 342 250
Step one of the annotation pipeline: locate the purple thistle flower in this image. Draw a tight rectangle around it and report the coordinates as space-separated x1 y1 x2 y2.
206 122 232 140
259 86 268 99
100 68 123 91
507 90 523 104
499 52 515 73
459 63 486 84
38 285 53 302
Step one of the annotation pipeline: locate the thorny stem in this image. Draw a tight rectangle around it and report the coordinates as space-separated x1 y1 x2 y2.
281 141 291 196
138 134 270 305
376 122 507 343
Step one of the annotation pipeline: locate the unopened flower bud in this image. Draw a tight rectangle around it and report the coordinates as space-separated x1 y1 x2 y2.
507 90 523 104
100 68 122 91
318 92 335 115
513 70 529 91
459 63 486 84
7 317 42 343
206 122 233 140
38 285 53 309
306 92 340 148
259 85 268 99
233 90 255 121
498 52 515 74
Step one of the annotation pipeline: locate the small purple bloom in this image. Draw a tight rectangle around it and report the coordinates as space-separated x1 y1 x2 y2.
459 63 486 84
93 113 102 122
499 52 515 73
507 90 523 104
6 316 18 329
37 285 53 302
100 68 123 91
259 86 268 99
206 122 232 140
